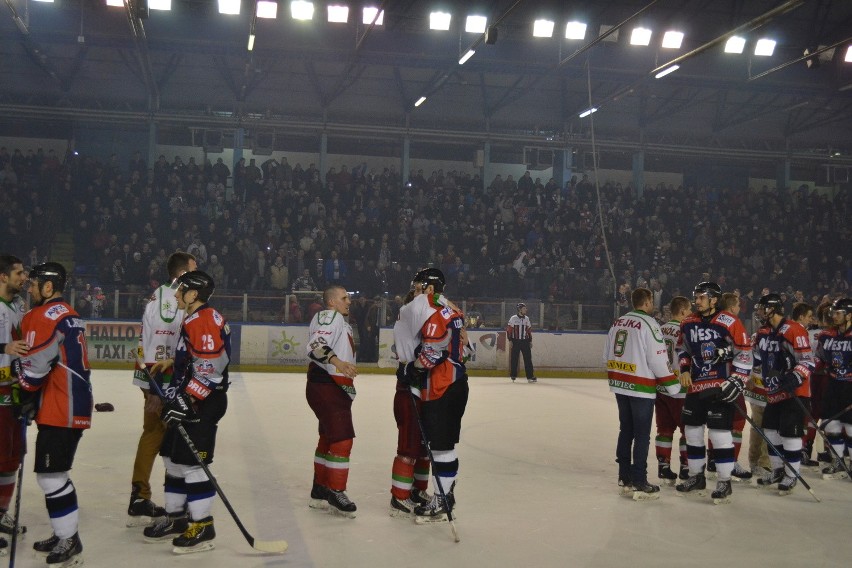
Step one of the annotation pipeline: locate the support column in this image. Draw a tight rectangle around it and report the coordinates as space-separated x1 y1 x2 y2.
632 151 645 199
319 132 328 183
776 158 790 193
233 127 245 171
553 147 573 191
402 136 410 184
147 120 157 171
482 141 492 191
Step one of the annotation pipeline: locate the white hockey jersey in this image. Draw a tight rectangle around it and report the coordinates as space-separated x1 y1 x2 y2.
659 319 687 399
0 296 25 388
393 293 440 363
307 309 356 398
603 310 680 399
133 284 185 388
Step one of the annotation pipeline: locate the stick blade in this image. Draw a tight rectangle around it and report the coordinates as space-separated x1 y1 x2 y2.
251 538 289 554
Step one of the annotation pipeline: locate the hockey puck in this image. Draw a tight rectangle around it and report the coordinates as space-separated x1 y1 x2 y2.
95 402 115 412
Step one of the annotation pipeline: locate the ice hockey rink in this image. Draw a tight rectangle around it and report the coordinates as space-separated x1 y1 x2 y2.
9 370 851 568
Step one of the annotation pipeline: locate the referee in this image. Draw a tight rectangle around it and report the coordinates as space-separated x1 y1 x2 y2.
507 303 536 383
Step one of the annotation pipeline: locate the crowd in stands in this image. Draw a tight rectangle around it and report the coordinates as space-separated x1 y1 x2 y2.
1 145 850 329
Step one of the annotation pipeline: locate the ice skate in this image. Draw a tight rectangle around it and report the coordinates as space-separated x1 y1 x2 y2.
414 492 456 524
0 512 25 537
411 488 430 506
389 496 417 518
657 463 678 486
309 483 329 510
678 464 689 480
527 377 537 383
172 516 215 555
731 462 753 482
618 475 633 496
326 489 357 518
45 532 83 567
778 475 798 496
711 480 732 505
801 443 819 468
816 450 831 463
126 493 167 528
821 459 849 480
757 468 784 487
675 472 707 496
33 534 59 555
631 482 661 501
510 377 516 382
143 512 188 542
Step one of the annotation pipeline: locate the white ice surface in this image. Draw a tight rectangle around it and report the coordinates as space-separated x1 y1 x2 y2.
9 371 851 567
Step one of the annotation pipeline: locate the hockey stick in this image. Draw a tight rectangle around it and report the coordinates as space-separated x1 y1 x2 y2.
818 402 852 431
789 396 852 481
144 365 288 554
408 388 460 543
732 403 820 502
8 418 26 568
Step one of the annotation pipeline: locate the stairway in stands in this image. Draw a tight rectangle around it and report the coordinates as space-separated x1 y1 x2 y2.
50 232 76 276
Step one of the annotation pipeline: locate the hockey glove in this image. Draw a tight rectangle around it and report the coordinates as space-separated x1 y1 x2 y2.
407 365 428 390
161 393 200 426
719 376 745 404
778 370 803 393
711 346 734 365
10 382 37 425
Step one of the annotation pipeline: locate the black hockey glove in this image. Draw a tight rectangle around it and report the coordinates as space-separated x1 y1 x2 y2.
407 365 428 390
778 370 803 393
11 383 37 425
711 346 734 365
161 393 199 426
719 376 745 404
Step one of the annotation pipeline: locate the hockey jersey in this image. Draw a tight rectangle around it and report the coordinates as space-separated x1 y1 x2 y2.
0 296 25 407
133 284 184 388
659 319 686 399
18 298 92 429
679 310 752 397
172 304 231 402
745 332 768 408
604 310 679 399
394 293 441 364
418 304 467 402
753 319 813 403
307 309 356 399
813 327 852 382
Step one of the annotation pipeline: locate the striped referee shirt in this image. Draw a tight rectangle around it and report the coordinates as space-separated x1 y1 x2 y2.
507 314 532 340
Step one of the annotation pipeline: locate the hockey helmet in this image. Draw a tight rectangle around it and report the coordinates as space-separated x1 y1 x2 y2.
830 297 852 317
412 267 446 293
755 293 784 324
29 262 67 292
693 281 722 299
177 270 215 302
517 302 527 311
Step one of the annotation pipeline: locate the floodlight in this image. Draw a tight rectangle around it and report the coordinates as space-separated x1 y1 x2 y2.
724 36 746 54
33 0 54 3
661 31 683 49
430 12 451 31
754 38 776 56
458 50 475 65
630 27 652 46
257 1 278 18
328 5 349 23
654 65 679 79
247 33 256 51
363 6 384 25
149 0 171 10
218 0 240 15
106 0 124 6
291 1 314 20
565 21 587 40
533 19 554 38
846 46 852 62
415 96 427 107
466 15 487 34
578 107 598 118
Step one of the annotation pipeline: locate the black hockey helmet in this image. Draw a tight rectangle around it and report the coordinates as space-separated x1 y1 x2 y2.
177 270 215 302
29 262 67 292
830 297 852 316
413 267 446 293
693 281 722 299
755 292 784 324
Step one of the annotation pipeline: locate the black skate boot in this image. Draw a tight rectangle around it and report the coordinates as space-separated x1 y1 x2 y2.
411 488 431 506
527 377 537 383
0 512 26 537
778 474 798 496
731 462 753 482
817 450 831 463
658 463 678 486
46 532 83 566
675 471 707 495
414 492 455 523
801 442 819 467
326 490 357 518
631 481 661 501
127 490 167 528
757 468 784 487
309 483 329 510
143 511 189 542
172 516 215 555
33 534 59 554
821 459 850 480
618 474 633 496
678 464 690 480
711 480 732 505
389 495 417 518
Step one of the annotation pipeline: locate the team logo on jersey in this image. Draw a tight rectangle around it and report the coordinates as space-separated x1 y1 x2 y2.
701 342 715 361
441 307 453 320
834 352 844 369
45 304 70 320
212 310 223 326
196 359 215 378
716 313 734 327
318 311 337 325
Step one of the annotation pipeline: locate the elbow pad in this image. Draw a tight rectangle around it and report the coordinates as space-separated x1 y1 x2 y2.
309 345 336 364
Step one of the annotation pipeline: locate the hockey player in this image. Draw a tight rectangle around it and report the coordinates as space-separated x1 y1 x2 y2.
143 270 231 554
676 281 752 504
306 285 359 518
813 297 852 480
751 293 814 495
0 255 29 550
655 296 691 484
128 252 196 527
407 269 469 523
792 302 820 467
605 288 680 500
506 303 536 383
16 262 92 566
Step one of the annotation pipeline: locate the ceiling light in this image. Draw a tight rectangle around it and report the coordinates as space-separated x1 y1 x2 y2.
430 12 451 31
724 36 746 54
363 6 384 25
247 33 256 51
661 31 683 49
458 50 475 65
33 0 54 3
845 46 852 62
754 38 776 56
565 21 587 40
466 15 487 34
578 107 598 118
291 1 314 20
654 65 679 78
257 1 278 18
630 27 652 46
218 0 240 15
328 5 348 23
106 0 124 7
415 96 427 107
533 19 554 38
149 0 170 9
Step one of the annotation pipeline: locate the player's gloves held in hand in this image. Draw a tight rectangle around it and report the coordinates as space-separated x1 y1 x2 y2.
778 370 804 393
711 346 734 365
11 382 37 424
161 392 199 426
719 376 745 403
405 364 428 390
